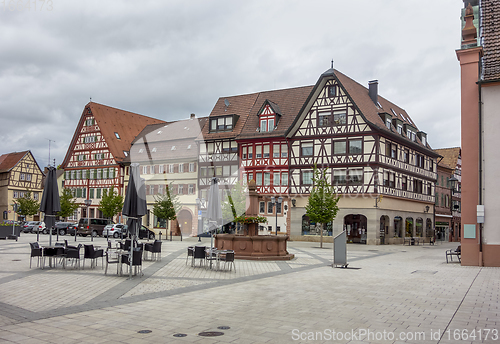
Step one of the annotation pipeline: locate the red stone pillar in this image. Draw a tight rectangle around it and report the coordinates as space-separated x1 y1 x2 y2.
246 180 259 236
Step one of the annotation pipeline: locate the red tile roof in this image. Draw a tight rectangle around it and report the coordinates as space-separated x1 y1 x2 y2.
434 147 461 170
481 0 500 81
0 151 29 173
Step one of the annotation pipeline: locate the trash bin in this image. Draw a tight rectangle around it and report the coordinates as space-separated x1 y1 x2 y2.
410 237 415 245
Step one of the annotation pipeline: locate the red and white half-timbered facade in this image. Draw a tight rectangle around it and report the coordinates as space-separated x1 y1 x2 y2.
61 102 165 222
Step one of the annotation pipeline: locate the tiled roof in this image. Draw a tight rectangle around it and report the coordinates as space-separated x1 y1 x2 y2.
237 86 314 140
434 147 461 169
62 103 166 167
0 151 29 173
481 0 500 81
198 93 261 141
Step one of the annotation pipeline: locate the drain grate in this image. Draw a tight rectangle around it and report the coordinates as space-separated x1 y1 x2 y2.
199 331 224 337
173 333 187 337
137 330 152 334
217 326 230 330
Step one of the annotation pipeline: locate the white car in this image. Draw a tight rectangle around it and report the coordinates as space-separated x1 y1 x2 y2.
103 224 126 238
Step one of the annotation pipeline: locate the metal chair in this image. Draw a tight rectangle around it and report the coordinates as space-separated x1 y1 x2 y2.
29 242 42 269
144 240 162 261
104 246 120 275
121 247 143 276
64 244 82 269
186 246 194 265
219 251 236 272
83 244 104 269
192 246 206 267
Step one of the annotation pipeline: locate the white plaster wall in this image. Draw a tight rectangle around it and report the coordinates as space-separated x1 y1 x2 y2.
482 84 500 245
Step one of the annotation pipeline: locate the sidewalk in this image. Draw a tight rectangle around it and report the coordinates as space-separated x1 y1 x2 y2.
0 234 497 343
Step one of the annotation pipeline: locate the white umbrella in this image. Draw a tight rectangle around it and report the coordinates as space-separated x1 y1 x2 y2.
206 177 222 254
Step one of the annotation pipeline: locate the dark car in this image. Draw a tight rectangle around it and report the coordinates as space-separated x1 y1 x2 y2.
78 218 114 237
124 225 155 240
51 222 76 236
23 221 39 233
67 224 78 236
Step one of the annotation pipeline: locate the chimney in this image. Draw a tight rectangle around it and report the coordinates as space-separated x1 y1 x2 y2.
368 80 378 105
190 113 196 119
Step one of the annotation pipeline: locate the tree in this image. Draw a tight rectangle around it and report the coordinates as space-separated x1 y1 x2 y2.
152 183 180 230
305 166 340 248
58 188 79 220
98 188 124 219
222 180 247 222
14 190 40 220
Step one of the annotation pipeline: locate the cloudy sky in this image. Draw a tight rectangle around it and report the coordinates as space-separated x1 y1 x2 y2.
0 0 464 168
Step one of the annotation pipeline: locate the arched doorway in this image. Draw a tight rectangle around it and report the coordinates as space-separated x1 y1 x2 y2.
177 209 193 237
344 214 367 244
426 218 433 239
405 217 414 237
394 216 403 238
380 215 389 244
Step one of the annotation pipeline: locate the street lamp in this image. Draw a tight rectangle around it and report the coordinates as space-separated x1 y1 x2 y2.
271 196 283 236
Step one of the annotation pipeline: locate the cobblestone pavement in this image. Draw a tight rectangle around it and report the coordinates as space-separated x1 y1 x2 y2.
0 234 498 343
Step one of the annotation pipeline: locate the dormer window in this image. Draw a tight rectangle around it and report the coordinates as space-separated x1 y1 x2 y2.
114 132 120 139
386 118 392 129
397 124 402 134
209 115 236 132
258 101 280 133
260 118 274 132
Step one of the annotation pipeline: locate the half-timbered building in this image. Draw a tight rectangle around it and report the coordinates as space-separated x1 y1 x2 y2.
286 69 439 244
236 87 313 234
0 151 44 221
129 114 207 237
61 102 165 222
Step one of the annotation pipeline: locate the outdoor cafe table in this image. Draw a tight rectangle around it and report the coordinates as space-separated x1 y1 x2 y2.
40 245 65 269
205 248 233 271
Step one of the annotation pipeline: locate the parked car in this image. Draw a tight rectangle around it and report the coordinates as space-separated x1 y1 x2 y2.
78 218 114 237
37 222 47 234
50 222 76 236
67 224 78 236
103 224 126 238
23 221 40 233
124 225 155 240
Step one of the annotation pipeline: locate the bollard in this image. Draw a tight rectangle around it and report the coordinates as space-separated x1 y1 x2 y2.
159 231 162 241
170 230 172 242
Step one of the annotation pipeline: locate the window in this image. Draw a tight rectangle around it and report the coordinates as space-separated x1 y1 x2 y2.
273 144 280 158
86 118 94 126
223 166 230 176
268 118 274 131
402 176 407 191
413 179 423 194
90 188 94 199
267 202 274 214
84 136 96 143
349 139 362 154
71 170 76 180
179 164 184 173
26 174 32 181
231 141 238 152
281 172 288 186
158 165 164 174
215 166 222 176
328 85 337 97
348 169 363 184
259 201 265 213
389 173 395 188
97 169 102 179
158 184 164 195
248 146 253 159
95 153 104 160
391 144 397 159
386 118 392 129
243 147 247 159
76 188 82 198
209 116 233 132
415 154 424 168
178 184 183 195
318 113 330 127
333 170 346 184
207 142 214 154
76 170 81 180
333 111 346 125
263 145 270 158
260 120 267 132
189 163 194 172
427 182 432 196
96 188 101 199
78 154 85 161
188 184 194 195
429 159 433 172
89 169 95 179
281 144 287 158
301 142 313 156
404 149 410 163
273 172 280 185
255 146 262 159
397 124 403 134
384 171 389 187
169 164 174 173
102 169 108 179
264 172 271 186
13 191 19 198
81 170 87 179
33 192 39 200
333 141 346 155
260 117 275 132
422 136 426 146
256 173 262 186
302 170 313 185
20 173 25 180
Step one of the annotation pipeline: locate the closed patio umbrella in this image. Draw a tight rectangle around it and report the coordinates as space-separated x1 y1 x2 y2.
122 163 147 278
206 177 223 254
39 166 61 246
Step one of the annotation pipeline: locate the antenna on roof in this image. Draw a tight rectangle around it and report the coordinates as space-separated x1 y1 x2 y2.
224 99 230 111
331 59 334 69
90 97 92 103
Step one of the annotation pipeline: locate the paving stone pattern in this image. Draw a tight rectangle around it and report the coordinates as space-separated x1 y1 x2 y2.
0 234 498 343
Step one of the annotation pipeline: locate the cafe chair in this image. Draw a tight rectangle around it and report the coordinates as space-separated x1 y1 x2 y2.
64 239 78 250
29 242 42 269
220 251 236 272
192 246 206 267
205 248 218 269
65 244 82 269
104 246 120 275
83 244 104 269
145 240 162 261
121 247 143 276
186 246 194 265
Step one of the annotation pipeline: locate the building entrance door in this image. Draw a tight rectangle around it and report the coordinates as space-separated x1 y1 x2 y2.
344 214 367 244
177 210 193 237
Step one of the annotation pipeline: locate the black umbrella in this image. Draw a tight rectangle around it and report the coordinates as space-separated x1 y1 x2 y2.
39 166 61 246
122 163 147 278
